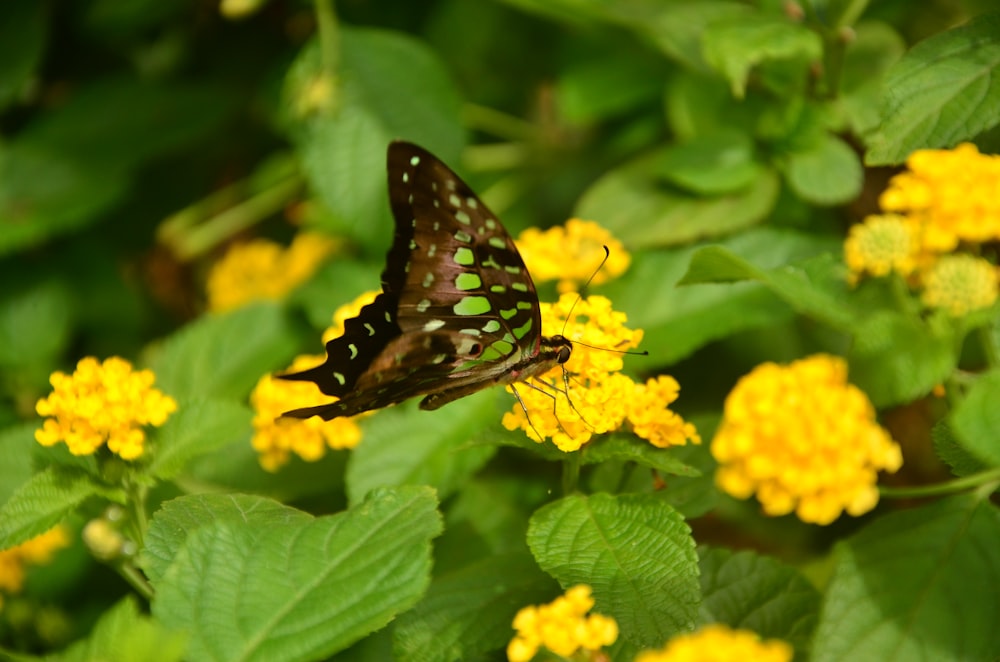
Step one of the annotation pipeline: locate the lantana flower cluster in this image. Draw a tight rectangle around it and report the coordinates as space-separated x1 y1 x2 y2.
635 624 792 662
507 585 618 662
206 231 337 312
502 293 700 452
249 291 376 471
516 218 631 293
35 357 177 460
844 143 1000 316
711 354 902 525
0 527 70 610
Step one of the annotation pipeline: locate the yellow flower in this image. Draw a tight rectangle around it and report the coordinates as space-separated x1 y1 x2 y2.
0 526 70 595
711 355 902 525
879 143 1000 253
516 219 631 292
919 254 998 317
843 214 919 283
35 357 177 460
206 232 338 312
508 585 618 662
502 294 698 452
250 292 375 471
635 624 793 662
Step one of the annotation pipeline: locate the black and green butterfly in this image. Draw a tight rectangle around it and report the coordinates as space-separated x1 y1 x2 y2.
281 141 571 420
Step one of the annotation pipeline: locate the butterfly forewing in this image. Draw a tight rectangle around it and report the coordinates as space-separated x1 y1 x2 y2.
280 141 563 421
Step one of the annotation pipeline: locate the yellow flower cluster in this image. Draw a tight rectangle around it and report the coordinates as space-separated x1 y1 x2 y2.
516 219 631 292
206 231 337 312
507 585 618 662
502 293 699 452
250 291 376 471
0 527 70 607
35 357 177 460
845 144 1000 316
635 624 792 662
711 354 902 525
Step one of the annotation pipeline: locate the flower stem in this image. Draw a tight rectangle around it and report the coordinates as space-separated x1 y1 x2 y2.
879 467 1000 498
315 0 339 76
562 451 582 495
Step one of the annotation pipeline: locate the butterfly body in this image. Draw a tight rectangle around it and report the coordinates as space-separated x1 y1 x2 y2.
281 141 571 421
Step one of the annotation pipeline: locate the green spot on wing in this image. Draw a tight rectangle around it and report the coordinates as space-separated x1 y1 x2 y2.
482 320 501 333
491 339 514 356
455 247 475 266
500 308 517 320
513 318 533 339
454 296 491 316
488 237 506 249
455 273 482 290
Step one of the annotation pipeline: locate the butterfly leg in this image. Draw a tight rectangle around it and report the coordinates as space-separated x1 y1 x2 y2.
509 383 549 442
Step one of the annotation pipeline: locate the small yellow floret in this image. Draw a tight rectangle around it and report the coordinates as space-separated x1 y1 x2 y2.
0 527 70 595
843 214 918 283
711 354 902 525
919 254 998 317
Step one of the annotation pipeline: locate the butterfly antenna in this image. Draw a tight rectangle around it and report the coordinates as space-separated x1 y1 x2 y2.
559 245 610 337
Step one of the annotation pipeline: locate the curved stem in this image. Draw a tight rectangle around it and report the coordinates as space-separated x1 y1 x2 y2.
879 468 1000 498
315 0 339 76
463 103 539 142
119 560 155 601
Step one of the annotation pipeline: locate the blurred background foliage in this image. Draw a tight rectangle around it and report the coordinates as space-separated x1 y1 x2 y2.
1 0 999 657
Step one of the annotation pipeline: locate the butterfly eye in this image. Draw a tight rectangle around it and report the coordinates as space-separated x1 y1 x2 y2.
557 346 571 364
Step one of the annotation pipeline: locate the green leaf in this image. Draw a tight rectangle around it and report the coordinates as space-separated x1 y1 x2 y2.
698 547 820 653
575 149 780 249
679 244 857 329
581 435 701 477
392 552 559 662
446 476 550 556
811 495 1000 661
346 393 497 505
847 312 956 408
0 423 38 504
0 467 108 550
148 487 443 662
702 14 822 98
656 130 762 195
0 276 72 368
527 493 700 647
287 28 464 247
783 134 863 205
556 54 663 124
0 0 46 109
643 1 752 70
148 302 298 402
950 368 1000 467
59 596 187 662
0 142 127 256
931 419 989 478
837 21 907 138
148 399 253 480
866 12 1000 164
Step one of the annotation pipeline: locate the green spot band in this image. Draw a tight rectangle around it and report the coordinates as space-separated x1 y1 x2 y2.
348 343 358 359
491 339 514 356
500 308 517 320
517 301 532 310
482 320 501 333
455 247 475 266
455 272 482 290
490 285 506 294
455 210 471 225
480 346 503 361
455 230 472 243
333 371 346 385
512 282 528 292
513 318 533 339
423 272 435 288
488 237 506 249
454 296 491 316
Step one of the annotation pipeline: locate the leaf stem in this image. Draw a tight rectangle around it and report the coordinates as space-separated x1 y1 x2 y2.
315 0 339 76
879 468 1000 498
463 103 539 142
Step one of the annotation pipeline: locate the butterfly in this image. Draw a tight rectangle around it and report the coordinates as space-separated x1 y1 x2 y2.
280 141 572 420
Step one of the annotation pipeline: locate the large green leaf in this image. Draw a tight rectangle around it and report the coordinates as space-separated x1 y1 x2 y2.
949 368 1000 467
811 495 1000 661
867 12 1000 164
58 596 187 662
527 493 700 648
148 399 253 480
0 0 46 109
147 487 442 662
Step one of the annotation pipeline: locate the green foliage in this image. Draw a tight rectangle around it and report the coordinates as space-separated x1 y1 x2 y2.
2 1 1000 661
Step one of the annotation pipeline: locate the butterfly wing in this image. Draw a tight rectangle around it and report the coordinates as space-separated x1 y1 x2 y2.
281 141 545 420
